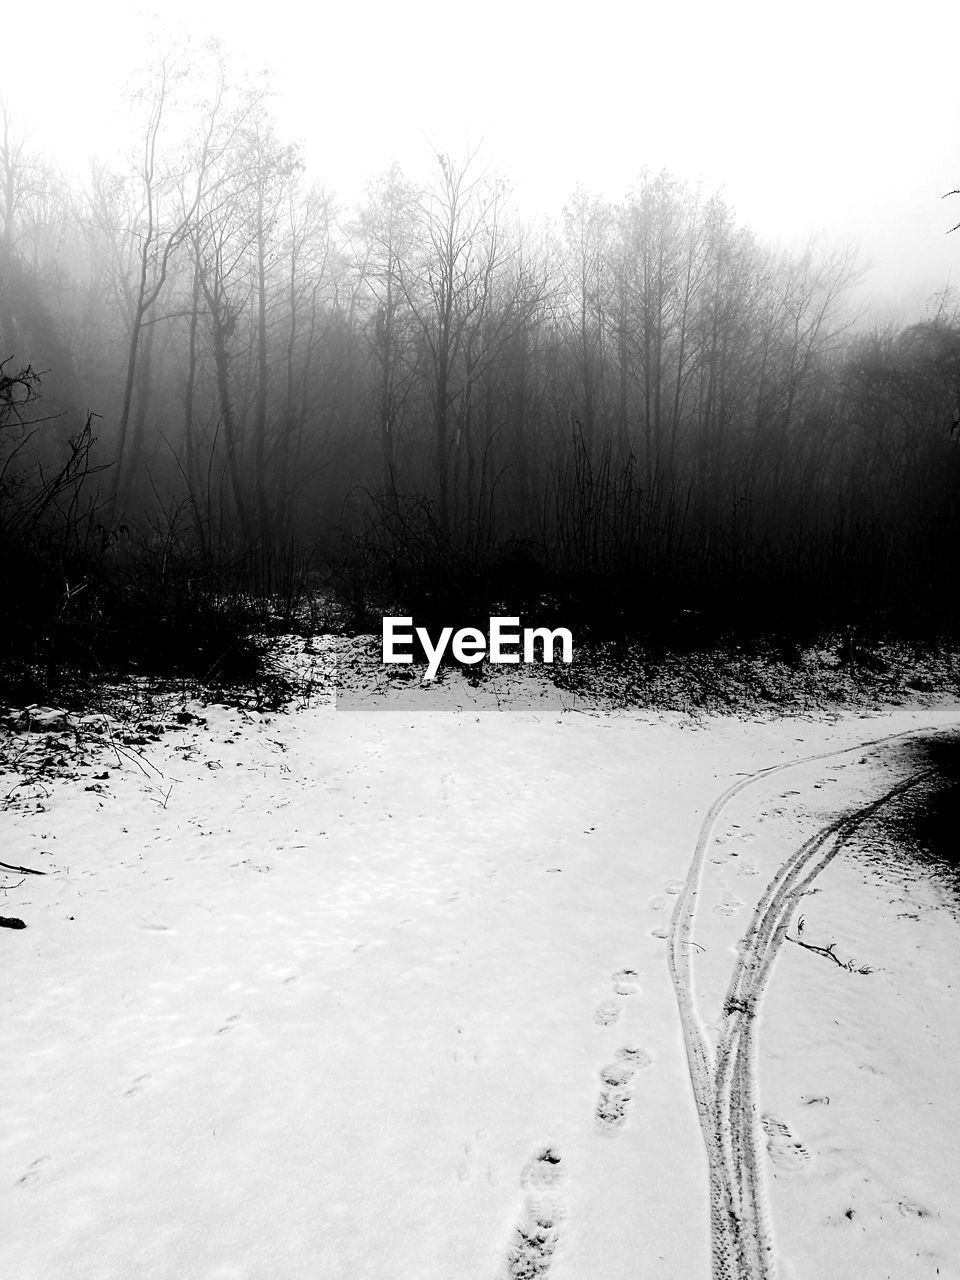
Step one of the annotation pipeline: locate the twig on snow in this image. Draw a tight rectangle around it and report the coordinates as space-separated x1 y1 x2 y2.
786 932 873 975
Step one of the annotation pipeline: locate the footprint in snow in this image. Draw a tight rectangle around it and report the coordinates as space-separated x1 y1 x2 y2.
761 1114 811 1172
520 1146 565 1208
713 899 743 917
506 1148 565 1279
648 895 668 912
650 926 669 939
898 1200 935 1219
664 880 685 895
455 1140 496 1186
611 968 641 997
616 1046 653 1068
595 966 642 1022
593 999 622 1027
17 1155 51 1187
594 1063 635 1135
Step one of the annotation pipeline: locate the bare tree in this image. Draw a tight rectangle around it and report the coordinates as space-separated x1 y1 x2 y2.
107 55 229 516
354 164 420 496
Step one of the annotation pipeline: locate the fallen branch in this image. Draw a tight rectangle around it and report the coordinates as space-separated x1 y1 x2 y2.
786 933 873 974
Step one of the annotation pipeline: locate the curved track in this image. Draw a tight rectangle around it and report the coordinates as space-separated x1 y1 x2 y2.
667 724 954 1279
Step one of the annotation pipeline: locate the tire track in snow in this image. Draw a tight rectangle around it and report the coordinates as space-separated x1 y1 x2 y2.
712 768 932 1278
666 723 953 1280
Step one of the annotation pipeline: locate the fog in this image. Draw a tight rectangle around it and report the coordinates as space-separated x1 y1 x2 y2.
1 7 959 697
7 1 959 315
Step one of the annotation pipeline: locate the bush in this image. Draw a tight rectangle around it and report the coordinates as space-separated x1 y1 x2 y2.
0 363 313 705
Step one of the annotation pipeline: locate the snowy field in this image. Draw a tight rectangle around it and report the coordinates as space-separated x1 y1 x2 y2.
2 671 959 1279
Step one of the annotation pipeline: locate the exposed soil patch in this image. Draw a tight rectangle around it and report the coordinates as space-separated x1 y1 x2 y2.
854 734 960 893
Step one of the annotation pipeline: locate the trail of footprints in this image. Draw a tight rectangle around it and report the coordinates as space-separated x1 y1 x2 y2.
506 838 792 1276
592 968 652 1137
505 879 688 1274
592 966 641 1027
504 966 654 1274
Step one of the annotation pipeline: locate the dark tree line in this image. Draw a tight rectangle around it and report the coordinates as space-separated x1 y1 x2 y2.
1 63 959 684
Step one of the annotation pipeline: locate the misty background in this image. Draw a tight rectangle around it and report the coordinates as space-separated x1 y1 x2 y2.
1 4 959 697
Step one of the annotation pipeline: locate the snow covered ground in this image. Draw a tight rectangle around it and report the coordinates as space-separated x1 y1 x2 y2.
2 670 959 1279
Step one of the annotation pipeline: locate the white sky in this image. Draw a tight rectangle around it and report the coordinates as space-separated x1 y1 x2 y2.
5 0 960 319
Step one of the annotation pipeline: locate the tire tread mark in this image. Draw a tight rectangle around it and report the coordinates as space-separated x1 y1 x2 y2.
666 723 954 1279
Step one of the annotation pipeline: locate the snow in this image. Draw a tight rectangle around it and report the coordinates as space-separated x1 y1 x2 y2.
2 676 959 1279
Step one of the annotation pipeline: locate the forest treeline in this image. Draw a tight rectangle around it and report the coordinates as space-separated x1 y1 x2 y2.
1 64 959 693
